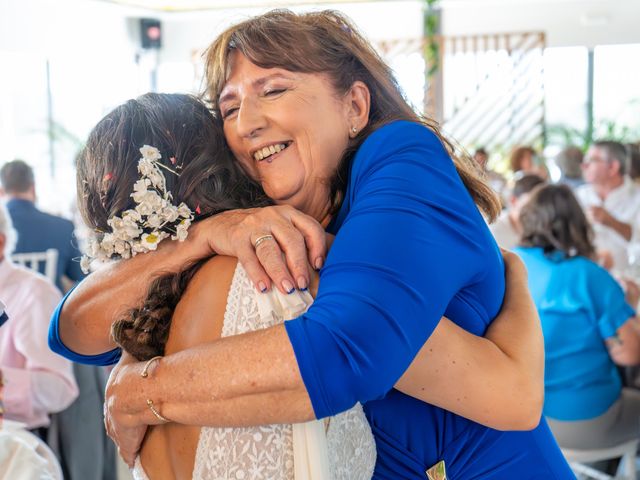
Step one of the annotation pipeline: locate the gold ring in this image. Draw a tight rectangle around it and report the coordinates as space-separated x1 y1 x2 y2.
254 234 275 249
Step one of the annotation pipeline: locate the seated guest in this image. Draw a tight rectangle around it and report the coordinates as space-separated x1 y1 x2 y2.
0 161 115 480
0 204 78 434
473 147 507 198
627 143 640 184
555 146 585 190
0 160 84 292
0 419 64 480
510 145 549 180
576 141 640 274
489 174 545 249
515 184 640 450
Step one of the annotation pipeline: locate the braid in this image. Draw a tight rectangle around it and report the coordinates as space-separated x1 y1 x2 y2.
111 260 206 360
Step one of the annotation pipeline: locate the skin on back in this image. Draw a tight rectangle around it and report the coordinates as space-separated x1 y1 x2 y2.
139 255 238 480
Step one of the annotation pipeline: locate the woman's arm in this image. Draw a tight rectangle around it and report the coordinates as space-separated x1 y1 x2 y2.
607 319 640 366
606 279 640 366
56 206 326 356
105 255 542 462
395 250 544 431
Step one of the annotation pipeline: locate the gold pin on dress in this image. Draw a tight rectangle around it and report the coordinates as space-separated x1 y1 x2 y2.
426 460 447 480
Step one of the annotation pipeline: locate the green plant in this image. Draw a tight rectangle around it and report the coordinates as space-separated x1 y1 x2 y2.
423 0 440 78
548 119 640 151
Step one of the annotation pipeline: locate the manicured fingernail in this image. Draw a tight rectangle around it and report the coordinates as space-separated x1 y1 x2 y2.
258 281 268 293
314 257 324 270
282 279 295 294
297 276 308 290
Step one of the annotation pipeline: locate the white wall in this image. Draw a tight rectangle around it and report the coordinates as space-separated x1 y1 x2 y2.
440 0 640 48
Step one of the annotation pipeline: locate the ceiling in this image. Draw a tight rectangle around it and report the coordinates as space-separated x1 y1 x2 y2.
103 0 389 12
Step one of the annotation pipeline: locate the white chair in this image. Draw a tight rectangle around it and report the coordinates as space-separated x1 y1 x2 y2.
562 439 638 480
11 248 58 284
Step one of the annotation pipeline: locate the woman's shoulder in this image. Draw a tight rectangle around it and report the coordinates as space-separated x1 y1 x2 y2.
351 120 450 181
362 120 442 153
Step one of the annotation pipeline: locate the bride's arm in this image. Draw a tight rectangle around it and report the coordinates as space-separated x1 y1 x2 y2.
395 250 544 430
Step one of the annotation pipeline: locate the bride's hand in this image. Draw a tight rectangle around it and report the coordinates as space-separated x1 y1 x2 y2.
193 205 327 294
104 355 148 467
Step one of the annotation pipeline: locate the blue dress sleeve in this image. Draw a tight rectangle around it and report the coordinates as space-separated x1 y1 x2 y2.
48 285 122 366
285 121 496 419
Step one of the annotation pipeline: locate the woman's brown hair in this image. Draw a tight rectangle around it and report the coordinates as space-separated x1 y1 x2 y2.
77 93 269 360
203 9 501 221
509 146 536 174
519 184 595 259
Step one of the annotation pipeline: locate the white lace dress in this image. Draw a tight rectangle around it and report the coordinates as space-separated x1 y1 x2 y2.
133 263 376 480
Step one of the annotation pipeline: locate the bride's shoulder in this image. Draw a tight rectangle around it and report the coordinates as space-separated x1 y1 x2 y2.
163 255 238 354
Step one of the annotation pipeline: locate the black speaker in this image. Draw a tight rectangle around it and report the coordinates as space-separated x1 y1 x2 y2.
140 18 162 49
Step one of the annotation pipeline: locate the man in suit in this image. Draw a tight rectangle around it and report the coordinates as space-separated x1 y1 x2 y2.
0 160 84 292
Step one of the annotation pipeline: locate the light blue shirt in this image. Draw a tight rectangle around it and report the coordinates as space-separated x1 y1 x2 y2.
515 246 635 421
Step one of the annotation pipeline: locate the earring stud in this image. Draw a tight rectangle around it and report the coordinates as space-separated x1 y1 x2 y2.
351 126 357 134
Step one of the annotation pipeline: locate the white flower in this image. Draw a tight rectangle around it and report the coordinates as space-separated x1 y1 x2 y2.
122 209 142 223
113 239 129 256
84 144 193 266
177 203 193 219
80 255 91 274
121 214 143 237
137 158 165 189
100 234 116 256
163 205 180 223
140 145 161 162
146 214 164 229
172 223 189 241
86 237 101 258
134 191 164 216
140 231 168 251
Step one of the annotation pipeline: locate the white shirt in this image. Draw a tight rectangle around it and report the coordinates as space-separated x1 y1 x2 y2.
0 260 78 429
489 210 521 250
575 176 640 273
0 420 63 480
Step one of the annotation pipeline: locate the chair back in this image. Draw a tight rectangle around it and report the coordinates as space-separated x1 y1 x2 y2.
11 249 58 284
562 438 639 480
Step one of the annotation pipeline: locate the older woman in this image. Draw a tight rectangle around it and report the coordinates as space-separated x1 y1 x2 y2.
51 10 573 479
515 184 640 451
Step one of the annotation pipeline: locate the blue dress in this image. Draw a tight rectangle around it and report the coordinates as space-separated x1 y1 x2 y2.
50 121 575 479
514 247 634 421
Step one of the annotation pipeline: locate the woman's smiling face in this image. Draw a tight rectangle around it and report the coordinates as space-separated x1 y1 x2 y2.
219 52 353 222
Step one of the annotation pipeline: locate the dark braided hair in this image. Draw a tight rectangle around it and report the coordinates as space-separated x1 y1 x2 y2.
77 93 270 360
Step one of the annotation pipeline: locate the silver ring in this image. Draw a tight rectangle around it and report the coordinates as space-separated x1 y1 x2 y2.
254 234 275 249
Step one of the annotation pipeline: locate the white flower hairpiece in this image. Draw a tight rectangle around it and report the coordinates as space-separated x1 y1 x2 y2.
81 145 194 273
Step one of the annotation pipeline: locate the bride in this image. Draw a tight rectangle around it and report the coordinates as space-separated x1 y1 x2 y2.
76 92 375 479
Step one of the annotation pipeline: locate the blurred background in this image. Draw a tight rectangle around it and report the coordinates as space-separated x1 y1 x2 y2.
1 0 639 218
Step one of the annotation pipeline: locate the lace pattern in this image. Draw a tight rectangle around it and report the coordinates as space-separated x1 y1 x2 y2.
191 263 375 479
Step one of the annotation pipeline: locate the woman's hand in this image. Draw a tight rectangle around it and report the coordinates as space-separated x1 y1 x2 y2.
193 205 327 294
104 354 155 467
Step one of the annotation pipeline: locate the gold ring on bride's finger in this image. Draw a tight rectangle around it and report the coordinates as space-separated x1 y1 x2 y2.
254 234 275 249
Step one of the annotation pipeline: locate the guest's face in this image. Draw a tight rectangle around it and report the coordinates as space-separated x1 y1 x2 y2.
219 52 351 221
582 146 612 185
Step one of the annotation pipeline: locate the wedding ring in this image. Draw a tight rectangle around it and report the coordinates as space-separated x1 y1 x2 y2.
254 234 275 249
